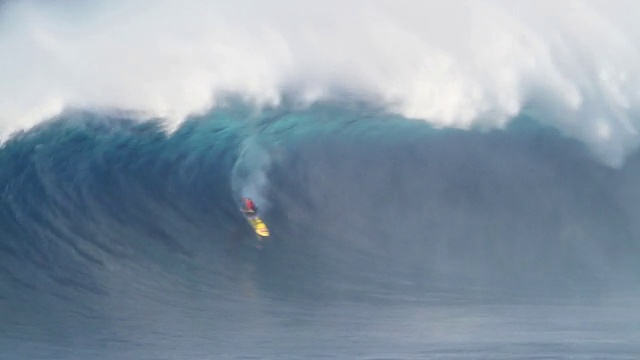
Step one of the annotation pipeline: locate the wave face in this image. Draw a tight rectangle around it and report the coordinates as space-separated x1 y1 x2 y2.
1 102 640 358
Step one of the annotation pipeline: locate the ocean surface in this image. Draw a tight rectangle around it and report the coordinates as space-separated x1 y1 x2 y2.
2 1 640 359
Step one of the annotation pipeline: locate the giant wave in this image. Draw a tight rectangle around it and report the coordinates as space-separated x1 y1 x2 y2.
2 1 640 358
2 101 639 303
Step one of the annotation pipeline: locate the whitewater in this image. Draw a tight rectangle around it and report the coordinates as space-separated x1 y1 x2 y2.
1 1 640 359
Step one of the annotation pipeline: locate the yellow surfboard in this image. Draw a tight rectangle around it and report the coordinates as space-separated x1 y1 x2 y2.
247 215 270 237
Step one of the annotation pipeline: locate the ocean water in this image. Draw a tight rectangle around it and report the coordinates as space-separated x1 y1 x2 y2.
2 1 640 359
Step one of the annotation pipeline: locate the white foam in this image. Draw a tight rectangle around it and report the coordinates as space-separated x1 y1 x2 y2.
1 0 639 165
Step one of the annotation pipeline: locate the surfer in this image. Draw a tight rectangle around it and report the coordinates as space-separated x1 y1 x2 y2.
240 197 269 238
241 197 257 215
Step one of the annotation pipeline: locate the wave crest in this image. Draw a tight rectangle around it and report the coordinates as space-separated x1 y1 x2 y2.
1 0 640 165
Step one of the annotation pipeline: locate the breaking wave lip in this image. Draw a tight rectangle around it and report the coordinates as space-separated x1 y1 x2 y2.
1 0 640 166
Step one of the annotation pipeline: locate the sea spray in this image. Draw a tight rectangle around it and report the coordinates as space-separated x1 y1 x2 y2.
231 135 272 212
